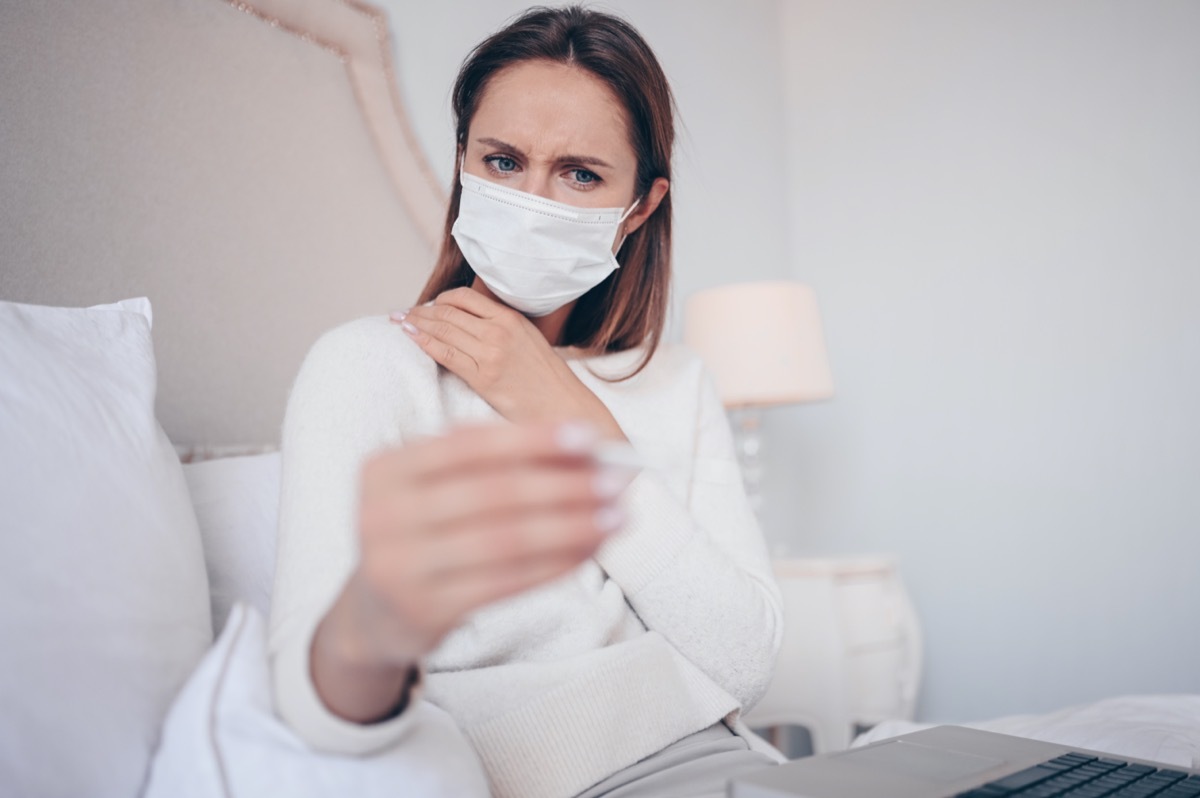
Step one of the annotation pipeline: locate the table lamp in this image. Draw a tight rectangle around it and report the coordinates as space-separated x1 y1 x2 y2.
683 280 834 512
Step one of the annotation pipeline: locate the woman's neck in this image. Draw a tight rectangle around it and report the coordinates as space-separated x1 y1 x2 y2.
468 278 576 347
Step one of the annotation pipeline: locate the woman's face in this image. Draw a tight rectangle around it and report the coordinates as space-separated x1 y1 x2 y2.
462 59 641 211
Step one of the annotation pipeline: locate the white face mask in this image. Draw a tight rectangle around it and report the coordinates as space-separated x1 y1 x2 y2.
450 169 640 317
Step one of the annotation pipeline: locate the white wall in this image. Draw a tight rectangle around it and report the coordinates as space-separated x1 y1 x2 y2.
774 0 1200 721
378 1 1200 724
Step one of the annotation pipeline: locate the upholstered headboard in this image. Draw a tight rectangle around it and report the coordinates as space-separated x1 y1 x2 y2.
0 0 446 448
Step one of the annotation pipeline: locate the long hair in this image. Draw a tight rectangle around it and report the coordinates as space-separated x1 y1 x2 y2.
416 6 675 377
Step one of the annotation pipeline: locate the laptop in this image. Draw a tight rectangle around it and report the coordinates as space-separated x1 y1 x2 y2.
727 725 1200 797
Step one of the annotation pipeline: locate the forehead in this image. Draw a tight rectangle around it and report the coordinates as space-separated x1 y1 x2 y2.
470 60 633 163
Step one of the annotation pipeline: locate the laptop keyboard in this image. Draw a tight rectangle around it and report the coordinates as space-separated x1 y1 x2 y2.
957 752 1200 798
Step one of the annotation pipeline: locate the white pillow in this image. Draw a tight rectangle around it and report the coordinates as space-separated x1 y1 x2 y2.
0 297 212 797
183 453 281 636
144 604 491 798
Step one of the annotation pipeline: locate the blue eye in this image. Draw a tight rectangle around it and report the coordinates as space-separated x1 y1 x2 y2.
487 156 518 173
570 169 600 186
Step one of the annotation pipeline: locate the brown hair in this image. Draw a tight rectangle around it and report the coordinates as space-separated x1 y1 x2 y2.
416 5 675 375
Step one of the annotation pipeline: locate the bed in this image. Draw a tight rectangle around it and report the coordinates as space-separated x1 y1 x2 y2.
0 1 491 795
1 2 1197 797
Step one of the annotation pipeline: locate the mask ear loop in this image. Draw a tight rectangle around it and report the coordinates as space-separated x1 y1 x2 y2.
614 197 642 256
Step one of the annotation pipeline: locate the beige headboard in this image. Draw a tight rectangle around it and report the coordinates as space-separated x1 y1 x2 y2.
0 0 447 448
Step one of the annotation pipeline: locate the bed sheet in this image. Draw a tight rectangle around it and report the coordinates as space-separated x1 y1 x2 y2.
853 695 1200 769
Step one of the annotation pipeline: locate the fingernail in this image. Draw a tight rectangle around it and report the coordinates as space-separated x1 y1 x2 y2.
400 321 419 336
594 505 625 534
593 468 627 500
592 442 646 472
389 309 407 322
556 421 597 454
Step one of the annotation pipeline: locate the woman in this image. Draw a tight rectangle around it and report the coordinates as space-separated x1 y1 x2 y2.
269 6 785 797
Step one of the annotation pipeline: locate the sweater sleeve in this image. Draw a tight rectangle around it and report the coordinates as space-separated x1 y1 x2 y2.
268 319 429 755
592 361 784 712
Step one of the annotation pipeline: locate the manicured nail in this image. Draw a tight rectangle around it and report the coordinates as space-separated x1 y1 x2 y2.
594 505 625 534
593 468 627 500
592 442 646 472
389 309 407 322
556 421 597 454
400 321 419 336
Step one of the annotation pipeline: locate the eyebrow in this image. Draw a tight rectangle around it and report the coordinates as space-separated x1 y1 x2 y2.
476 137 614 170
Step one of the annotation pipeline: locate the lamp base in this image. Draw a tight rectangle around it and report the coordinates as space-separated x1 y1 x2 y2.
729 406 764 514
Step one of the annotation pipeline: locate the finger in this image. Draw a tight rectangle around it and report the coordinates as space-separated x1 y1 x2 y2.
401 306 487 366
368 455 616 541
368 422 600 484
358 505 609 631
423 502 615 577
435 550 597 614
397 314 481 378
434 286 513 320
404 464 614 531
404 302 492 340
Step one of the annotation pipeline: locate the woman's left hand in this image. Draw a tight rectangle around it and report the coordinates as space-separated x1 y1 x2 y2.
394 288 625 439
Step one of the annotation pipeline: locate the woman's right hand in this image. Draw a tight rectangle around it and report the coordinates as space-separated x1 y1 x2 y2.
310 421 624 723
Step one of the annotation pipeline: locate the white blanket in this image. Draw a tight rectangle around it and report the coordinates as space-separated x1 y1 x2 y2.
144 605 490 798
854 695 1200 769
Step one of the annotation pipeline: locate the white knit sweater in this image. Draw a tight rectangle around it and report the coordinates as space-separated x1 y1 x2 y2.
268 315 785 798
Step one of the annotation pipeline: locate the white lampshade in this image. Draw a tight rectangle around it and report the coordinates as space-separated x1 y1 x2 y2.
683 280 834 408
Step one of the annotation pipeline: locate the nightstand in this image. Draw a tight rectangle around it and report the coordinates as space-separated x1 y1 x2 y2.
743 558 923 756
